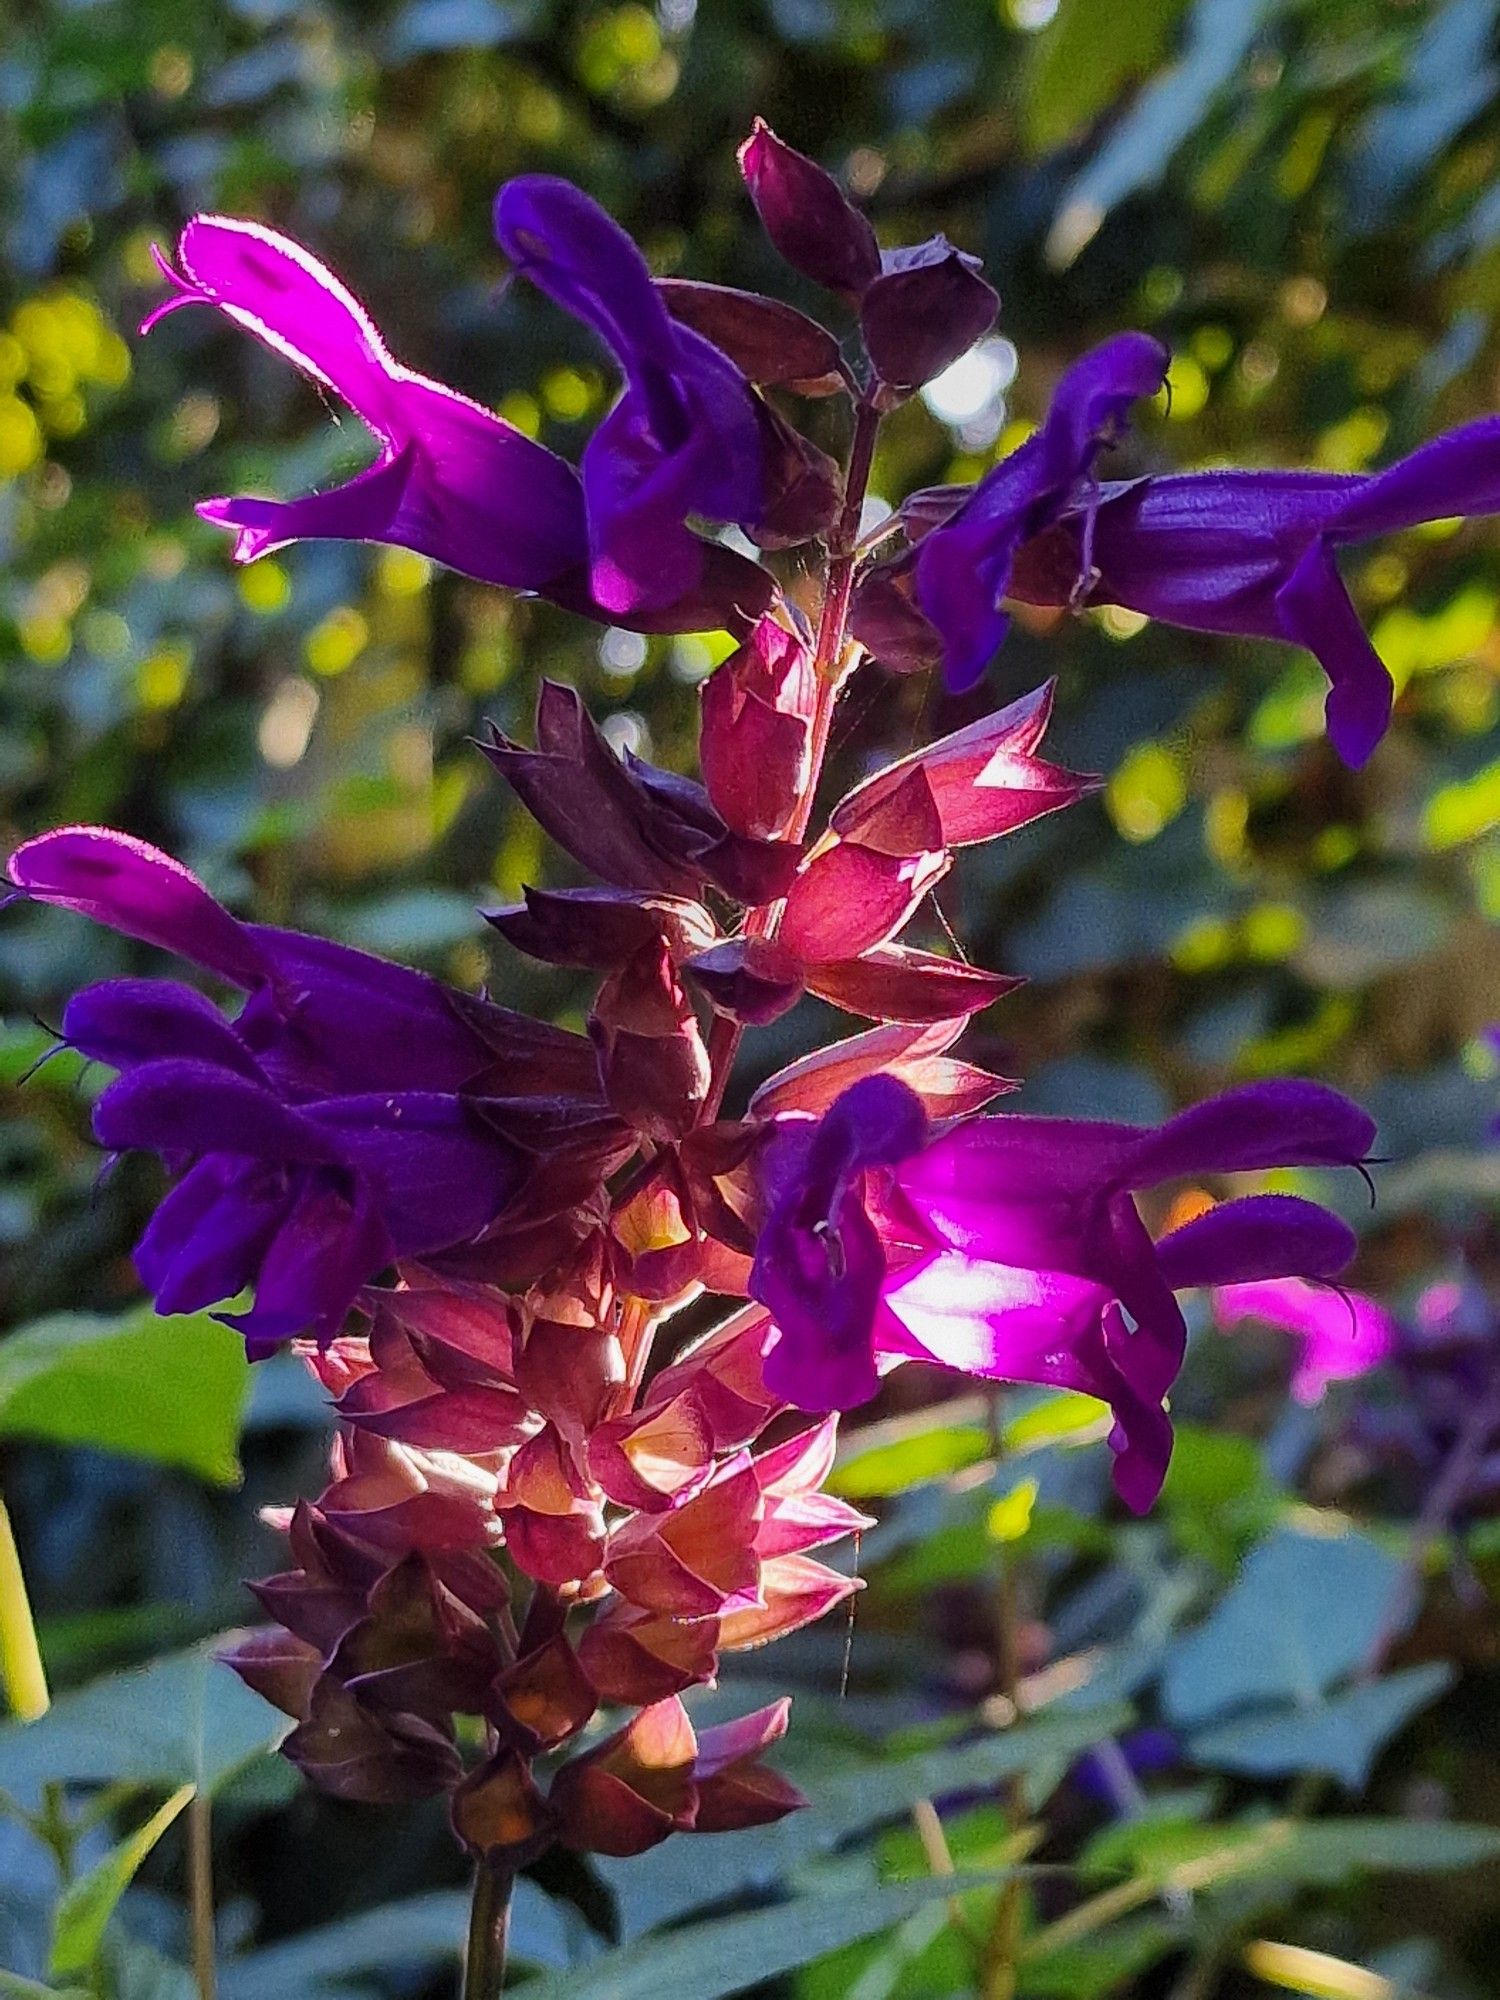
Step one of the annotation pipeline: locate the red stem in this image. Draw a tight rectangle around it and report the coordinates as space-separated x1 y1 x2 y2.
700 394 883 1121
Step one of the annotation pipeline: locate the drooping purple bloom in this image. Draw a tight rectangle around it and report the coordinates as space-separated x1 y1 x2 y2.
1007 418 1500 766
751 1076 1374 1510
1213 1276 1395 1404
9 827 619 1352
494 177 766 617
146 214 771 636
147 215 586 592
895 334 1169 693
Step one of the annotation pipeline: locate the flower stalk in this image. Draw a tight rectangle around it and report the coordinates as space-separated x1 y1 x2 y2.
463 1858 513 2000
2 112 1426 1945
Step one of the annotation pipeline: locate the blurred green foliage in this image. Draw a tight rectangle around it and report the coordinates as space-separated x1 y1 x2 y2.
2 0 1500 1994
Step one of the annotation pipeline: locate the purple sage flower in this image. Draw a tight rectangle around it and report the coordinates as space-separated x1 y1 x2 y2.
9 827 621 1352
494 177 767 616
752 1076 1375 1510
1213 1275 1395 1405
146 214 771 636
1007 419 1500 766
892 333 1170 693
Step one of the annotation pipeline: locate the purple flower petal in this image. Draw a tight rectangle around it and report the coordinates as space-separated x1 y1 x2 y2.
63 979 263 1078
93 1060 341 1166
1128 1079 1375 1185
1009 416 1500 767
1155 1193 1358 1290
9 826 271 988
914 333 1168 692
753 1076 928 1411
152 214 587 594
495 177 763 613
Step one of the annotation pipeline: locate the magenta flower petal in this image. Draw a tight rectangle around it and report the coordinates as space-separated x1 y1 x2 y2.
151 215 588 594
1214 1276 1395 1404
9 826 271 988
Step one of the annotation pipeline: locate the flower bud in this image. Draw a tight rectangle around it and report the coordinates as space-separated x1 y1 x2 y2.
658 278 844 393
738 119 881 296
699 618 817 840
860 237 999 393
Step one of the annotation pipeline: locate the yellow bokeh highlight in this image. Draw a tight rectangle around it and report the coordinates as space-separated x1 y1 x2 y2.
19 615 71 664
1204 787 1249 868
377 547 430 596
136 643 191 711
1424 759 1500 850
1159 354 1210 422
305 606 369 677
1315 406 1389 473
0 397 43 478
1371 582 1496 691
1313 824 1359 871
238 561 292 614
987 1478 1038 1545
1243 900 1306 961
541 367 594 422
1190 324 1234 372
1107 740 1187 842
1171 915 1235 974
498 391 542 439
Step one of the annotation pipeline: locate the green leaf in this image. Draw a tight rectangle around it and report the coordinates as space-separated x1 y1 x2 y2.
1260 1817 1500 1885
0 1975 89 2000
830 1404 991 1498
1024 0 1192 153
1088 1814 1500 1895
101 1939 197 2000
1162 1527 1403 1727
603 1707 1128 1936
0 1307 250 1486
50 1784 194 1980
1187 1663 1454 1789
1160 1424 1279 1569
0 1642 287 1798
524 1874 1020 2000
217 1882 573 1998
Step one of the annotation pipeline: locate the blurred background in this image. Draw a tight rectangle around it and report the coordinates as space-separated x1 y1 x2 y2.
2 0 1500 1994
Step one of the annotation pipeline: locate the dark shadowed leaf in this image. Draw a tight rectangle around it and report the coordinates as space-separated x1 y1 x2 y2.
1186 1663 1453 1789
522 1874 1025 2000
0 1644 286 1799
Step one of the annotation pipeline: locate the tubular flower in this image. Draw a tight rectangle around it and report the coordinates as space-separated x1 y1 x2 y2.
8 826 623 1351
851 334 1169 692
751 1076 1375 1510
146 212 770 635
1005 419 1500 767
495 176 770 616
